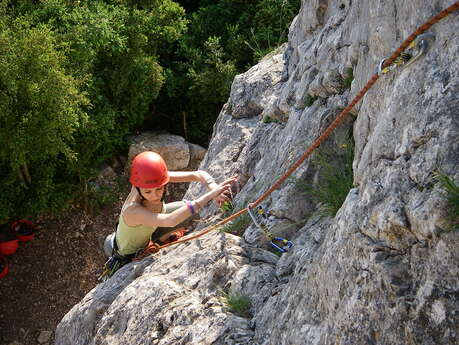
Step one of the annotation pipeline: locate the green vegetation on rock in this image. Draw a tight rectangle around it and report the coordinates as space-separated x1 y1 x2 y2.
222 290 251 318
436 172 459 231
303 135 355 217
343 67 354 89
220 213 251 236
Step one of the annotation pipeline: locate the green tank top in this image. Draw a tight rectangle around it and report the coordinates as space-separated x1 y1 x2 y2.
116 203 164 256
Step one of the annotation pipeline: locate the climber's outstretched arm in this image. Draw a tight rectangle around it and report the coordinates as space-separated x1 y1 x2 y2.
169 170 217 189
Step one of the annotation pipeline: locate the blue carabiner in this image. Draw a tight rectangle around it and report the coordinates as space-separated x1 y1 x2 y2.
270 237 293 253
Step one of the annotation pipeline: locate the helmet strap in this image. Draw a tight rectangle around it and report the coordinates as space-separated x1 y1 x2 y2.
161 184 168 202
136 187 146 201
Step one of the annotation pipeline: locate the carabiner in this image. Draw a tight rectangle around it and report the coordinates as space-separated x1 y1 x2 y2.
247 204 294 253
404 32 435 69
377 32 435 75
270 237 294 253
247 204 263 228
377 58 389 75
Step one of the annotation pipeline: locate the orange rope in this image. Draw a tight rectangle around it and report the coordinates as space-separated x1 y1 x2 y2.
155 1 459 252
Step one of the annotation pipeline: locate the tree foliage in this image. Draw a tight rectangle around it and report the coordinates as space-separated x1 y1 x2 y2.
0 0 300 222
0 0 186 221
0 13 88 220
149 0 300 143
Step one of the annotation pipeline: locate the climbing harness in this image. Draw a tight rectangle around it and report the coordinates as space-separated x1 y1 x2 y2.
122 1 459 258
99 252 134 281
247 205 293 253
98 233 140 281
99 229 187 280
132 242 160 262
378 32 436 75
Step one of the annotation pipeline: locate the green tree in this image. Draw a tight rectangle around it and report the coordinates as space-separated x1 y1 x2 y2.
0 0 300 222
0 15 88 220
0 0 187 221
152 0 300 144
57 0 186 178
185 37 237 139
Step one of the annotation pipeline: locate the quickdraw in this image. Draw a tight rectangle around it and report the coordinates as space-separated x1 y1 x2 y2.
247 204 293 253
378 32 436 75
98 256 123 281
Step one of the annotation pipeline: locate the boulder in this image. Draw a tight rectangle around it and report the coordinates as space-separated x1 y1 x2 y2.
127 132 191 171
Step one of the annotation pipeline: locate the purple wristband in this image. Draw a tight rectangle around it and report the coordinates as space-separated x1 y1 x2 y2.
185 200 196 215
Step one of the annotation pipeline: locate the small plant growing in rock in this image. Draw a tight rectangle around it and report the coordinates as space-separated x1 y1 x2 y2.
262 115 281 124
262 115 273 123
303 135 354 217
304 94 318 107
435 172 459 231
343 67 354 89
219 201 234 214
220 213 251 236
222 290 251 318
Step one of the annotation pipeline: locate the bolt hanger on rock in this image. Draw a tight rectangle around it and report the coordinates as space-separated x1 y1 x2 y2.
378 32 436 75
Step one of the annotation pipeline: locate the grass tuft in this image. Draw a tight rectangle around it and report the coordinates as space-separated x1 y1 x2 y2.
262 115 273 123
222 290 251 318
304 94 318 107
436 172 459 231
220 213 251 236
219 201 234 215
343 67 354 89
303 135 354 217
262 115 281 124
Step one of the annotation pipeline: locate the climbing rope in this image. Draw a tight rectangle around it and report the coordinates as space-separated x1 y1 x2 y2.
149 2 459 253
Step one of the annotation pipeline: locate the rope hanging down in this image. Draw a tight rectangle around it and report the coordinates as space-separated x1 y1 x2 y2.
149 1 459 255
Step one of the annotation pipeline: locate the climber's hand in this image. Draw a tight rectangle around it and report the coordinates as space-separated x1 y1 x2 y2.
214 191 231 206
209 176 237 206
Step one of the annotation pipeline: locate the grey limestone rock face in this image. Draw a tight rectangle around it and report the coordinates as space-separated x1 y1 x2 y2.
229 45 286 119
56 1 458 344
55 233 277 345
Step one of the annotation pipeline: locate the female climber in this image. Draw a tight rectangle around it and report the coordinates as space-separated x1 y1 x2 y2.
103 151 235 266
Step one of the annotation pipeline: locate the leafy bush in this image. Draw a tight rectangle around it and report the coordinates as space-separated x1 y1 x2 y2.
151 0 300 144
60 0 185 175
184 37 237 139
0 14 89 221
0 0 186 222
247 0 300 60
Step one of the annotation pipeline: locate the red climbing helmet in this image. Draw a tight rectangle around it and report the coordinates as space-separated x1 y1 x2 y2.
129 151 170 188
